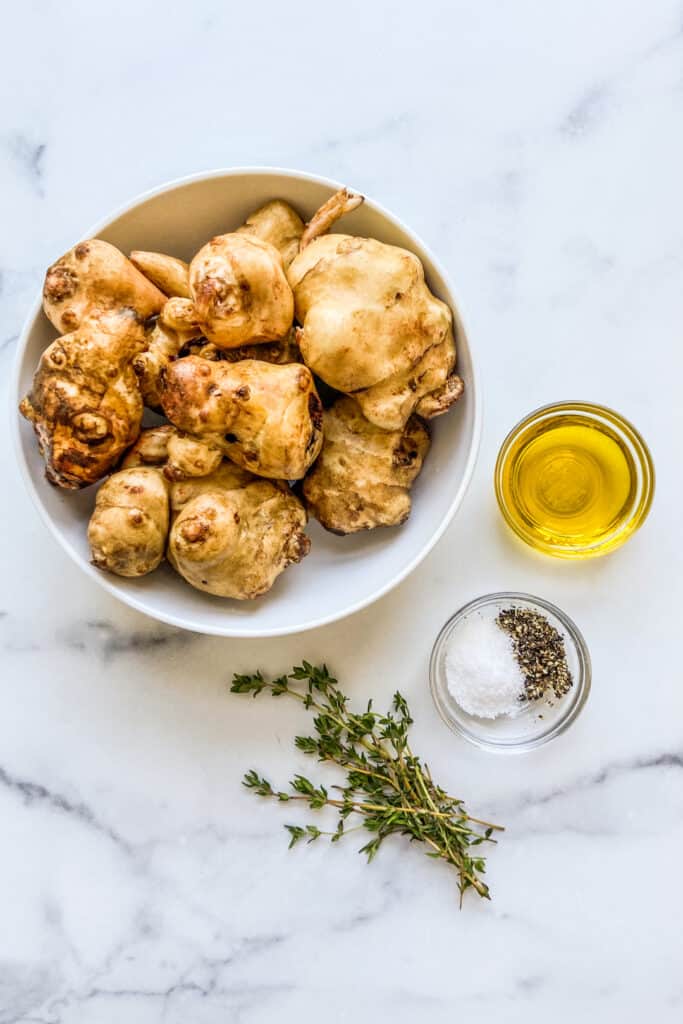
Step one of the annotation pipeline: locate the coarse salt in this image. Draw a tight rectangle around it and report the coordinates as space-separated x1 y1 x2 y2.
444 611 525 719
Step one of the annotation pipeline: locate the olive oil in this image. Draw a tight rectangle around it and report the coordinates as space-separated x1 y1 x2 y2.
495 403 654 558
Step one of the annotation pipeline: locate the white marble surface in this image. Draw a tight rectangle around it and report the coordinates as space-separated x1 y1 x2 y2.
1 1 682 1020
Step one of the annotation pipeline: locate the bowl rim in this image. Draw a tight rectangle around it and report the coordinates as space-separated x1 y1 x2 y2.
429 590 592 752
10 165 483 637
493 398 654 559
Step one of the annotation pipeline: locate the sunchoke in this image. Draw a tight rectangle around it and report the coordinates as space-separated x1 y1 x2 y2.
130 251 191 298
88 466 169 577
236 199 305 268
160 356 323 480
288 234 463 430
20 308 146 488
43 239 166 334
188 233 293 349
169 464 310 599
303 396 430 533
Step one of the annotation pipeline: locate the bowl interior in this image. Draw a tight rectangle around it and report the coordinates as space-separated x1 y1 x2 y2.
13 170 479 636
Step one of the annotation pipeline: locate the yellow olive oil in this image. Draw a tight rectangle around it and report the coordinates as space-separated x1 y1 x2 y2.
495 403 654 558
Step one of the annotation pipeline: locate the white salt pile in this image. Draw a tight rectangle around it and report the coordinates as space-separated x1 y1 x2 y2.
444 612 525 719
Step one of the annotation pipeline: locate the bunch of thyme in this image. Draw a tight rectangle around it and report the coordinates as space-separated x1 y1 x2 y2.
231 662 503 903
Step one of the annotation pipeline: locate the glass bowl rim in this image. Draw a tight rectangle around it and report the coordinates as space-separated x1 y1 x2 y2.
429 591 592 753
493 399 655 558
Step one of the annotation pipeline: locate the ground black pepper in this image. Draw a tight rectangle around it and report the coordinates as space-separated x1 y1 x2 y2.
497 607 573 702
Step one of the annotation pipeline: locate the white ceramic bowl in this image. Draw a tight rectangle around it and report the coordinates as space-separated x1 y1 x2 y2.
12 168 481 637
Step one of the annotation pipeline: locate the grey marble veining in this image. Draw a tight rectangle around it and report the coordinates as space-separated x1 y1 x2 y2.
1 0 682 1021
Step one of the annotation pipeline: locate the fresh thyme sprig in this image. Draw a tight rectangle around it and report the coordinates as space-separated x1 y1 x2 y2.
231 662 503 904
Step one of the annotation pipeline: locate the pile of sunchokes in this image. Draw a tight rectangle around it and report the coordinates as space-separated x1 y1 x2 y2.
20 186 464 600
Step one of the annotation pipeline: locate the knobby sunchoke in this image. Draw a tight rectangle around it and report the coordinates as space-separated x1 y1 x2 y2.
169 463 310 599
43 239 166 334
288 234 463 430
160 356 323 480
188 234 292 349
303 396 430 533
20 309 146 488
23 240 168 487
88 466 169 576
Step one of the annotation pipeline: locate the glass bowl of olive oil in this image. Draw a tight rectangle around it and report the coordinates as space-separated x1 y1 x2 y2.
494 401 654 558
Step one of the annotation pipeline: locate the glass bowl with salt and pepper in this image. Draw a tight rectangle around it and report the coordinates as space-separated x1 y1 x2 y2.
430 593 591 752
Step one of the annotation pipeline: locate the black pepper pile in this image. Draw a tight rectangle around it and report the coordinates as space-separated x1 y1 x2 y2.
497 607 573 702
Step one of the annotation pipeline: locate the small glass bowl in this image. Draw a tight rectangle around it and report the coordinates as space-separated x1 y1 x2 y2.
429 592 591 752
494 400 655 558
